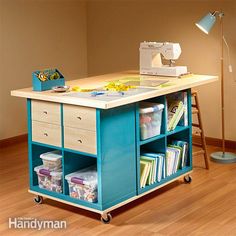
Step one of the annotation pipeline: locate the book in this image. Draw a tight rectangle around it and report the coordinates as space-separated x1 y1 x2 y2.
183 92 188 126
168 144 183 169
167 94 184 131
167 91 189 131
171 105 185 130
167 100 181 130
140 160 151 188
171 140 188 167
140 156 156 184
167 146 182 173
166 143 186 175
141 153 165 183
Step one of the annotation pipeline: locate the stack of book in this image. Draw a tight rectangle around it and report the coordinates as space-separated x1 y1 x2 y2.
140 140 189 188
166 140 189 176
140 153 165 188
167 92 188 131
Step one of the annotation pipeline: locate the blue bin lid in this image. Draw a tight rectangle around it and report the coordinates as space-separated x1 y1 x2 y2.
140 102 164 114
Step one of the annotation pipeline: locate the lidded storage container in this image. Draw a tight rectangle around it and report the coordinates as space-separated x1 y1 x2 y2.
140 102 164 140
65 165 97 203
34 165 63 193
40 151 62 171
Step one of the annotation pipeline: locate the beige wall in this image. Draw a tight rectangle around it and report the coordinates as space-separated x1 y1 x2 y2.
1 0 235 141
0 0 88 139
87 0 236 141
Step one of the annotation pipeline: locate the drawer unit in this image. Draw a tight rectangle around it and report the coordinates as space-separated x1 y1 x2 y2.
32 121 61 147
32 100 61 125
63 105 96 131
64 127 96 154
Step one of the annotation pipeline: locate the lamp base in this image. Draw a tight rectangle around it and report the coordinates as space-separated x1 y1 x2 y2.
210 151 236 164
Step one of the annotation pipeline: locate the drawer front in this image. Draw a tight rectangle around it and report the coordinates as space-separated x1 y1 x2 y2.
63 105 96 131
64 127 96 154
32 100 61 125
32 121 61 147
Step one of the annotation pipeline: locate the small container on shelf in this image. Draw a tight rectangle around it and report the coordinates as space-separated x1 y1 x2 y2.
139 102 164 140
65 165 97 203
40 151 62 171
32 68 65 91
34 165 63 193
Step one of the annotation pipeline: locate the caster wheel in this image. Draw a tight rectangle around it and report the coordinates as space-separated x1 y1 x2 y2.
34 195 43 204
184 175 192 184
101 213 112 224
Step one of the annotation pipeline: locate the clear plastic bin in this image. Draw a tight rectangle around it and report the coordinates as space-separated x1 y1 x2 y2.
34 165 63 193
65 165 97 203
40 151 62 171
140 102 164 140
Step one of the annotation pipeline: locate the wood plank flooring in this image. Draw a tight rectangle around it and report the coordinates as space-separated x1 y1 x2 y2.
0 142 236 236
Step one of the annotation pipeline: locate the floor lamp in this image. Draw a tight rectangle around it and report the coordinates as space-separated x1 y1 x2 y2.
195 11 236 163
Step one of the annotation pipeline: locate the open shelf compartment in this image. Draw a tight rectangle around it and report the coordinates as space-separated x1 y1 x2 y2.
137 89 192 195
29 142 102 210
63 151 99 205
30 144 63 194
137 95 166 145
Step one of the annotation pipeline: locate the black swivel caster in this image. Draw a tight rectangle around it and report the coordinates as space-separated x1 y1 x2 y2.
101 213 112 224
184 175 192 184
34 195 43 204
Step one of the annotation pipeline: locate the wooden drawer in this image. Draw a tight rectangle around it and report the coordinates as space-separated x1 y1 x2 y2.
64 127 96 154
32 100 61 125
32 121 61 147
63 105 96 131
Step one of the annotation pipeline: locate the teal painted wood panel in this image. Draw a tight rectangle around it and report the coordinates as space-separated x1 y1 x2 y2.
187 89 193 168
135 103 141 192
99 104 137 210
27 89 193 214
27 99 33 188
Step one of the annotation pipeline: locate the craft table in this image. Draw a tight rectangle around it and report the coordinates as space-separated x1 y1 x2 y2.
11 71 218 223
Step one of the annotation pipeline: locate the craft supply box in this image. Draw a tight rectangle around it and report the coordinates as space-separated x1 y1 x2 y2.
65 166 98 203
40 151 62 171
32 69 65 91
34 165 63 193
139 102 164 140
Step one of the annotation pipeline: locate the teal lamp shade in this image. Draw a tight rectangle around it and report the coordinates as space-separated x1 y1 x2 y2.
195 12 216 34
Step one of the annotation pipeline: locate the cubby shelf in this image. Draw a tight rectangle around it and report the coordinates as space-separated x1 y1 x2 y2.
140 134 166 145
166 126 190 136
31 142 97 158
63 148 97 158
31 141 62 150
136 89 192 192
139 126 190 146
138 166 192 195
27 88 192 219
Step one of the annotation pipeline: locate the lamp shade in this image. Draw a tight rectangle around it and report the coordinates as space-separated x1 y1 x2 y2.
195 12 216 34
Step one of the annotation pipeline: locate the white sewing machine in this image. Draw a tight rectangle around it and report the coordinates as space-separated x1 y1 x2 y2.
139 42 188 77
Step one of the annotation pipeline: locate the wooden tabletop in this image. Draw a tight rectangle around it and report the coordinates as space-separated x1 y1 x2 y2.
11 71 218 109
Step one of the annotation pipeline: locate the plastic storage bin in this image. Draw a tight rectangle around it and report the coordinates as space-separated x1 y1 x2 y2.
34 165 63 193
40 151 62 171
140 102 164 140
65 165 97 203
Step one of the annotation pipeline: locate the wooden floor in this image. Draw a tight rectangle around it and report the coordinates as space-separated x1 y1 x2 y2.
0 142 236 236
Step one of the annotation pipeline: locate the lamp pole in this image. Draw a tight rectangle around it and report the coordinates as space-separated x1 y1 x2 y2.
220 14 225 155
196 11 236 162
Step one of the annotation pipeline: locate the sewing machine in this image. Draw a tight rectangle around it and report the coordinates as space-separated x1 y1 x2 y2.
139 42 188 77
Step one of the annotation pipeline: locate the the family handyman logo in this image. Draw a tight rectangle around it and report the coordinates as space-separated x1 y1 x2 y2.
9 217 67 230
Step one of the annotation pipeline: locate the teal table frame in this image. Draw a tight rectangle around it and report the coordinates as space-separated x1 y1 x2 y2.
27 89 192 223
